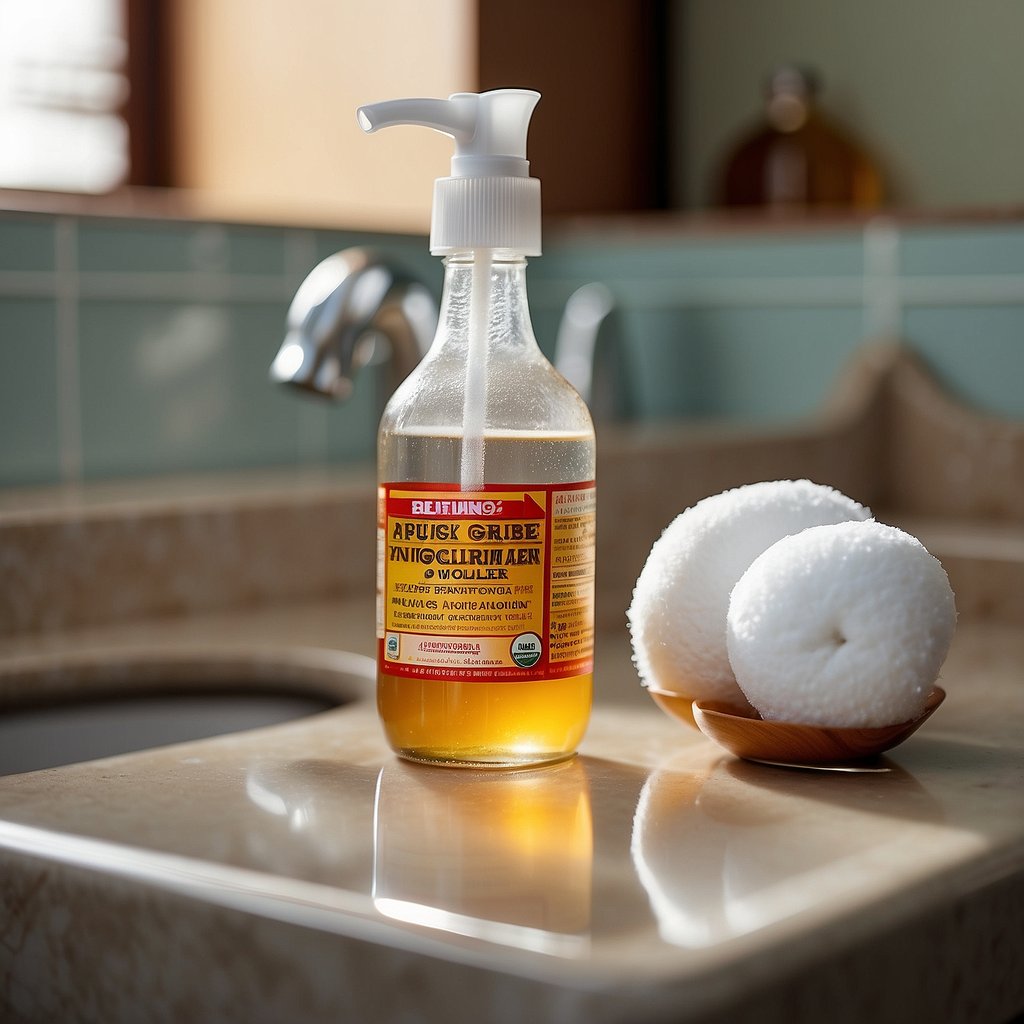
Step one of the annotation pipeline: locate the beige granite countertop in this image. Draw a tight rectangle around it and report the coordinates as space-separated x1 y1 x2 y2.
2 345 1024 1021
0 597 1022 1024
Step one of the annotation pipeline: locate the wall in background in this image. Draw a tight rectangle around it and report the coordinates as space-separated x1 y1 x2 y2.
170 0 663 225
170 0 475 232
2 208 1024 488
9 2 1022 228
676 0 1024 210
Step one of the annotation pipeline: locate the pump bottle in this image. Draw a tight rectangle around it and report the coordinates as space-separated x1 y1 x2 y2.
359 90 595 768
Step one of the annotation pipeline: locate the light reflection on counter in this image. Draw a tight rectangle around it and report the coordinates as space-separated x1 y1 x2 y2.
230 717 953 964
372 759 594 957
242 759 380 886
631 755 945 949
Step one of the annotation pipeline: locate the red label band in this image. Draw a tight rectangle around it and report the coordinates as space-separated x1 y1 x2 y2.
378 481 595 683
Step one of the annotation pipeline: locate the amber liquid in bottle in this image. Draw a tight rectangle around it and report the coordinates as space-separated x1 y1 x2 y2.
378 429 594 768
377 669 592 767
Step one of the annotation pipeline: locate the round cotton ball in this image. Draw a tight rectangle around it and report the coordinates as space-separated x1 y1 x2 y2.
628 479 870 703
727 521 957 727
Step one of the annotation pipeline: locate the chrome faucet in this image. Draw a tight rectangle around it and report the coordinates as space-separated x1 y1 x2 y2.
271 246 628 421
270 247 437 400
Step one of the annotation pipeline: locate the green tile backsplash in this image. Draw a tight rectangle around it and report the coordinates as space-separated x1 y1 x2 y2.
2 209 1023 487
900 224 1024 278
540 233 865 285
78 220 225 275
0 217 54 273
903 307 1024 418
0 299 60 484
77 300 302 479
224 226 293 277
687 307 866 420
616 308 703 418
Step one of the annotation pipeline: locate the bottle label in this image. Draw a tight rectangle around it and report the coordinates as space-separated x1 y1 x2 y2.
377 482 595 682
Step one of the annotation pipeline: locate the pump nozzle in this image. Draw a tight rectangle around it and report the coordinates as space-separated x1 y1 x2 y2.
357 97 477 146
358 89 545 491
357 89 542 255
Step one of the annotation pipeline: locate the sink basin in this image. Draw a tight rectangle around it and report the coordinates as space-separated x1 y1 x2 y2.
0 646 375 776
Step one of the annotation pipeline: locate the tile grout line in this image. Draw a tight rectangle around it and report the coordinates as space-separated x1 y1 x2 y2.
283 228 319 289
54 216 83 484
73 272 293 302
862 217 902 340
529 275 866 310
7 268 1024 306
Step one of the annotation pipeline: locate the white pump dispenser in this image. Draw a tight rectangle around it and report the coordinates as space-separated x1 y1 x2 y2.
359 89 544 490
357 89 542 256
361 89 595 769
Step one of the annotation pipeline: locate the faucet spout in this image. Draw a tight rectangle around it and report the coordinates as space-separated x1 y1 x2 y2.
270 247 436 400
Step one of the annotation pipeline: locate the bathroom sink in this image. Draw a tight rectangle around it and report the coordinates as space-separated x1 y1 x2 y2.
0 646 375 776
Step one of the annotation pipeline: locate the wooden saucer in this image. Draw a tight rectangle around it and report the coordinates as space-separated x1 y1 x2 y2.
689 687 946 766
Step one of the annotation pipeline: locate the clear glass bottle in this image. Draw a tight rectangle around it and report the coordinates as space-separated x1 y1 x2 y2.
361 89 596 769
376 252 596 767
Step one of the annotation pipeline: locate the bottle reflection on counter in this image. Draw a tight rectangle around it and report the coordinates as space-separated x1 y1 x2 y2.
372 758 593 953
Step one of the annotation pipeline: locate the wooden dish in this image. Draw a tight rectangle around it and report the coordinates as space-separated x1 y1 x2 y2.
689 687 946 766
646 687 701 729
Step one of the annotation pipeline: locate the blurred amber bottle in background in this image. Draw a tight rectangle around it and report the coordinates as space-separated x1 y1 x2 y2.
718 66 883 210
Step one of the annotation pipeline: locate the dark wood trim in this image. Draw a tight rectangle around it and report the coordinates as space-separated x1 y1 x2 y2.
477 0 669 215
124 0 175 187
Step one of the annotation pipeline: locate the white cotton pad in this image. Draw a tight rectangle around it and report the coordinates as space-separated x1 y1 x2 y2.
627 480 870 703
727 520 957 728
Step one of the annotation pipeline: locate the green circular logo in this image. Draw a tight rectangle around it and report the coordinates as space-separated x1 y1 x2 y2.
510 632 542 668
